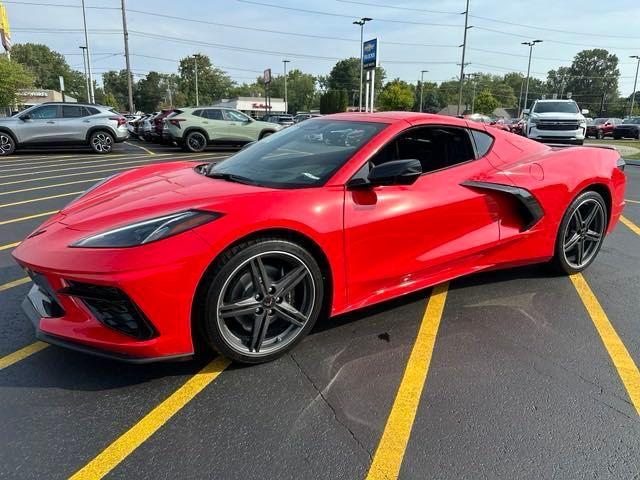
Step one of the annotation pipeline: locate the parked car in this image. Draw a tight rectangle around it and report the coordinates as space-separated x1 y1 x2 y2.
13 112 626 364
0 102 128 156
524 99 589 145
264 114 295 127
140 112 159 141
166 107 281 152
586 117 623 139
293 113 321 123
613 117 640 139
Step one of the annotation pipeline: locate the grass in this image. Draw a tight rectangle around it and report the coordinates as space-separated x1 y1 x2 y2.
585 138 640 160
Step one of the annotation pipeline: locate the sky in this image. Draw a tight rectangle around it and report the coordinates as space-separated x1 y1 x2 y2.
4 0 640 95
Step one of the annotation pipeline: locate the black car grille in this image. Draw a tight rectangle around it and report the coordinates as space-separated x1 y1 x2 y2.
26 270 65 317
536 121 580 131
58 281 157 340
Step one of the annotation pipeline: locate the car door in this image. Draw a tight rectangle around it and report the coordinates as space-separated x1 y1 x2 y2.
17 105 63 143
344 125 501 307
201 108 232 141
222 109 258 142
58 105 91 141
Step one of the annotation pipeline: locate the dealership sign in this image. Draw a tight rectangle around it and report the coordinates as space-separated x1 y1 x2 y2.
362 38 378 70
263 68 271 84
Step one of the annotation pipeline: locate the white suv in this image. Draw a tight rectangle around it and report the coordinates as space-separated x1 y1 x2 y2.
524 99 589 145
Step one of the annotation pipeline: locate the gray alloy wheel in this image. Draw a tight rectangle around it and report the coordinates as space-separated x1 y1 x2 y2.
596 129 604 139
90 131 114 154
0 133 15 156
215 251 316 358
561 196 606 270
186 131 207 152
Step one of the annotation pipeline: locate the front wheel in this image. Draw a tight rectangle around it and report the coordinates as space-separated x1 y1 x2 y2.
89 131 114 154
0 133 15 156
596 130 604 139
551 190 607 274
199 238 325 364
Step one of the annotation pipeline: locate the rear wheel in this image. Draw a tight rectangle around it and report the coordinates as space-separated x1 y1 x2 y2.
185 131 207 152
89 131 114 154
259 130 274 140
596 129 604 139
199 238 324 364
0 133 15 156
551 190 607 274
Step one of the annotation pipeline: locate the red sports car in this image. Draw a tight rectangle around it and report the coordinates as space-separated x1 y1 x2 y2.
13 112 626 364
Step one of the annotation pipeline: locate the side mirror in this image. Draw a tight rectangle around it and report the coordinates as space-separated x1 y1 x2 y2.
522 109 530 115
348 159 422 189
20 114 32 121
581 109 589 115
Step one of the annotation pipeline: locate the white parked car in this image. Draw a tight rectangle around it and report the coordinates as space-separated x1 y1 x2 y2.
524 99 589 145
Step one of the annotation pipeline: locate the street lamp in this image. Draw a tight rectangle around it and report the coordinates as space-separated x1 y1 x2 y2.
456 0 472 116
419 70 429 112
521 39 542 116
193 54 199 107
353 17 372 112
79 46 90 102
630 55 640 117
81 0 95 103
283 59 290 114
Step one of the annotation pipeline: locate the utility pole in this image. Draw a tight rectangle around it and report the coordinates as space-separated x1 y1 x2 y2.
194 54 199 106
456 0 471 116
517 77 524 116
353 17 372 112
522 40 542 114
419 69 429 112
120 0 134 113
81 0 95 103
79 45 90 102
630 55 640 117
468 73 480 114
283 59 290 114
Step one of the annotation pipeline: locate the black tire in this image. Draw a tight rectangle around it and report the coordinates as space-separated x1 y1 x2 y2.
613 135 621 140
550 190 607 275
185 130 207 152
199 237 325 364
89 130 114 154
596 129 604 139
259 130 275 140
0 132 15 156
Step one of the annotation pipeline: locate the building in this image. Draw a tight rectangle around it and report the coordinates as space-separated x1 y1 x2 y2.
213 96 286 118
17 89 77 108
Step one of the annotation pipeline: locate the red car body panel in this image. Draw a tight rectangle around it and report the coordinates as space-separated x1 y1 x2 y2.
13 112 626 361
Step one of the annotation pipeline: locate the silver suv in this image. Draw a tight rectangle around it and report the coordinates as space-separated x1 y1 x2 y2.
0 102 129 156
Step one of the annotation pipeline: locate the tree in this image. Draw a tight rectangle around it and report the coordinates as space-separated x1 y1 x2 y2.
102 70 133 111
135 71 164 112
319 89 348 114
0 56 34 108
474 90 498 115
178 54 234 106
11 43 87 101
258 69 317 114
326 58 385 106
563 49 620 115
102 92 119 109
378 79 414 111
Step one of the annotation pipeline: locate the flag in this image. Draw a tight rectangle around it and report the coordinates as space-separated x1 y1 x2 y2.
0 2 11 53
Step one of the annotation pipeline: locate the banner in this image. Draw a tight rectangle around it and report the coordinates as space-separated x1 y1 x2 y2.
0 2 11 52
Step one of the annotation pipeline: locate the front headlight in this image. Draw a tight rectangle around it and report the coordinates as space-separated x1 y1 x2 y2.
71 210 222 248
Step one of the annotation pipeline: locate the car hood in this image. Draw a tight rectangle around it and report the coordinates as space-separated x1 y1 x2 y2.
57 161 269 232
530 112 585 121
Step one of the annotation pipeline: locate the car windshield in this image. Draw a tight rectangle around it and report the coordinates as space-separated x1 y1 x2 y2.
594 118 607 125
209 119 388 188
533 102 579 114
623 117 640 124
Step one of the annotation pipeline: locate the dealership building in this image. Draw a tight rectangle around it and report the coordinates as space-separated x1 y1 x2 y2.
213 96 286 118
17 89 77 108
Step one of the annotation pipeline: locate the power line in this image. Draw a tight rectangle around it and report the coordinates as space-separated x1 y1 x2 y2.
334 0 459 15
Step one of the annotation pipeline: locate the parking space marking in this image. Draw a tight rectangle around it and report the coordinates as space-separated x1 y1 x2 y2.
0 241 20 251
366 282 449 480
0 154 75 163
620 215 640 236
625 199 639 204
0 342 48 371
0 211 58 226
570 274 640 416
0 191 83 209
124 141 156 155
0 158 161 180
69 356 231 480
0 276 30 292
0 178 105 197
0 156 152 173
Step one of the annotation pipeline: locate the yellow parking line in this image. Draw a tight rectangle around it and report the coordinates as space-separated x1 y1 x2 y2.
0 158 160 180
0 178 105 197
0 342 48 370
625 199 639 204
0 211 58 226
0 153 135 168
0 276 31 292
125 141 156 155
366 282 449 480
0 191 83 209
0 154 75 163
0 155 150 173
70 356 231 480
0 241 20 251
570 274 640 416
620 215 640 236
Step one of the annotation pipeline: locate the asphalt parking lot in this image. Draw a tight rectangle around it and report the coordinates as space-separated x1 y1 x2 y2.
1 140 639 479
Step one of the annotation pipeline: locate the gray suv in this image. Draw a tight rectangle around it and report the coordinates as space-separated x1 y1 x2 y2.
0 102 129 156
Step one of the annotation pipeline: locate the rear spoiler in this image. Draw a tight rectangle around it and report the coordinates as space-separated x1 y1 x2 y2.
546 143 617 151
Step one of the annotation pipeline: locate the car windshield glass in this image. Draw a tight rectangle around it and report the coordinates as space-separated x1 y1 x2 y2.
533 102 579 114
594 118 607 124
209 119 388 188
623 117 640 124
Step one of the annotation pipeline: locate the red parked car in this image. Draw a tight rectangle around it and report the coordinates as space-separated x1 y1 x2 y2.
151 109 176 142
13 112 626 364
586 118 623 139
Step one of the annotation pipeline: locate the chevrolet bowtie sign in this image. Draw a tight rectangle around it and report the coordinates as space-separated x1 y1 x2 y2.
362 38 378 70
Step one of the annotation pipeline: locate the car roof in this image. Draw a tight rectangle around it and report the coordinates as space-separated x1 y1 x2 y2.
317 111 469 126
534 99 576 102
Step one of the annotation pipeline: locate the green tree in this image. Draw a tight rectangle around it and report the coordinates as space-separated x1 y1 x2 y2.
258 69 317 114
0 56 34 108
378 79 414 111
319 89 348 114
563 49 620 114
102 91 119 109
135 71 164 112
102 70 132 111
178 54 234 106
326 58 385 106
474 90 498 115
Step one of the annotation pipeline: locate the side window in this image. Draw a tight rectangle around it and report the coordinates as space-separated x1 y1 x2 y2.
62 105 87 118
29 105 59 119
192 109 203 117
204 109 224 120
224 109 249 122
470 129 494 157
86 107 100 115
369 126 476 175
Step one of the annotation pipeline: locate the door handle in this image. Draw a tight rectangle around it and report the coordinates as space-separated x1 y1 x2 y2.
228 123 237 126
46 121 55 124
83 120 91 123
203 121 209 124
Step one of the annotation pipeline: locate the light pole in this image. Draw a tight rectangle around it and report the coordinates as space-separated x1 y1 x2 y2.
193 54 199 107
630 55 640 117
81 0 95 103
120 0 134 113
419 70 429 112
521 40 542 115
353 17 372 112
283 59 290 114
468 73 480 114
79 46 90 102
456 0 471 116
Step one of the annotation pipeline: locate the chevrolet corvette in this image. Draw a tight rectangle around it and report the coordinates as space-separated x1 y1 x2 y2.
13 112 626 364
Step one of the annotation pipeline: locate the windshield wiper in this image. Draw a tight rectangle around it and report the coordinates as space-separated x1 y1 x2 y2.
206 171 260 186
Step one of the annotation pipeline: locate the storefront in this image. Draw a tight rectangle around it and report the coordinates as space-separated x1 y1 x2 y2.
17 89 76 109
213 96 286 118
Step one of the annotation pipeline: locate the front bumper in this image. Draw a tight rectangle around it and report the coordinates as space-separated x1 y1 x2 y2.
527 125 586 143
